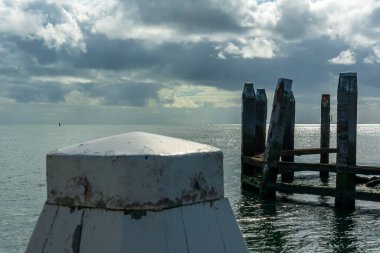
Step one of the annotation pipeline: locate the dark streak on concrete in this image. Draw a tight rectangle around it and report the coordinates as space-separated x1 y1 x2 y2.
72 224 83 253
55 196 79 207
72 210 85 253
95 200 107 209
124 210 148 220
41 205 59 252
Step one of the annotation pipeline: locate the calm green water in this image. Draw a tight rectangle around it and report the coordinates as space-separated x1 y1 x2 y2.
1 124 380 252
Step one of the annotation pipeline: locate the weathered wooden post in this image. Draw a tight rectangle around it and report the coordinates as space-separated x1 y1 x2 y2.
320 94 330 182
255 89 267 155
27 132 248 252
281 91 295 183
335 73 357 210
241 83 256 183
260 78 293 200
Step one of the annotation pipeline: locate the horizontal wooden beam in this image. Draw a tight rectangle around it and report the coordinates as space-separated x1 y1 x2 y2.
272 183 336 197
281 148 337 156
355 191 380 202
273 184 380 202
277 161 336 173
243 156 380 176
242 175 380 202
242 157 336 172
241 156 263 167
241 175 261 189
348 165 380 175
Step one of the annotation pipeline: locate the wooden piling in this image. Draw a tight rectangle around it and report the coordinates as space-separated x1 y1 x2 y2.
335 73 357 210
260 78 292 199
255 89 267 155
241 83 256 179
281 91 295 183
320 94 330 182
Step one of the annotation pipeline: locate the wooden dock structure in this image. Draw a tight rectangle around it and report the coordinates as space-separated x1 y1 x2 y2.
241 72 380 210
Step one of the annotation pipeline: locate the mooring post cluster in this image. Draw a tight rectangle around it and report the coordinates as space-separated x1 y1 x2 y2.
27 132 248 252
241 72 376 210
241 79 294 191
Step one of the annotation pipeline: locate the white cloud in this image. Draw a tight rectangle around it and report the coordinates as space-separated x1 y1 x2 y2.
364 44 380 64
327 49 356 65
311 0 380 47
31 75 92 85
0 1 44 36
0 0 86 51
84 0 380 60
36 7 86 51
158 84 240 108
3 0 380 59
219 37 277 59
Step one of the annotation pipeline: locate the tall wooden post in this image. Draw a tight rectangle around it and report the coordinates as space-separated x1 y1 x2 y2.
260 78 292 200
255 89 267 154
335 73 357 210
241 83 256 179
281 91 295 183
320 94 330 182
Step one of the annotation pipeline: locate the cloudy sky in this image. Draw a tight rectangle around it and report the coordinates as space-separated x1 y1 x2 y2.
0 0 379 124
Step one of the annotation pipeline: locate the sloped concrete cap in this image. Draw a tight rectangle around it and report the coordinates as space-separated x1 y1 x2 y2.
46 132 223 210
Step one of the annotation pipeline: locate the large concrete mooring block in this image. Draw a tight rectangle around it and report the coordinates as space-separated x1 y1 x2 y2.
27 132 248 253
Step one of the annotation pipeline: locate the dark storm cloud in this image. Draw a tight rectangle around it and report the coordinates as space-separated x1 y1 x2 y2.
273 1 322 41
6 32 377 100
143 38 345 92
369 8 380 27
74 35 162 70
16 38 61 65
126 0 244 34
100 83 161 106
77 81 163 106
4 82 67 103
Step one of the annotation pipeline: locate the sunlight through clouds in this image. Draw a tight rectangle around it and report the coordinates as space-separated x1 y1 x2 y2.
158 85 240 108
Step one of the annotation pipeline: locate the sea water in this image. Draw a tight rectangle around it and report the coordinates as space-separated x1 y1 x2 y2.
1 124 380 252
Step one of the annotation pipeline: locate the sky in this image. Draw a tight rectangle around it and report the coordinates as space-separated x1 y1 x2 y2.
0 0 379 124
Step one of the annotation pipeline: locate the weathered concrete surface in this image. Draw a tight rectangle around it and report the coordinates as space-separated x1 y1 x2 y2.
27 198 248 253
47 132 223 210
28 132 248 252
26 204 59 252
